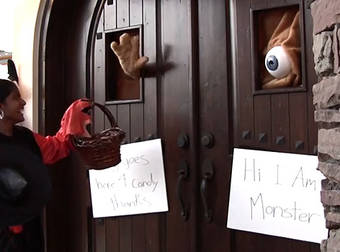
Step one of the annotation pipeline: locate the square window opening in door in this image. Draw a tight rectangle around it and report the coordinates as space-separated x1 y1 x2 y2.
251 4 306 95
105 26 143 104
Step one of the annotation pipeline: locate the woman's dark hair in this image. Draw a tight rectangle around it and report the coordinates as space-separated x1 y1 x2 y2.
0 79 17 103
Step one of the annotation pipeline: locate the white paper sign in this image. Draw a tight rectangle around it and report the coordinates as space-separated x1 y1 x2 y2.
89 139 168 218
227 148 328 244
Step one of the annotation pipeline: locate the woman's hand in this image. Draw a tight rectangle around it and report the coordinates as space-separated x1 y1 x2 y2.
110 33 149 80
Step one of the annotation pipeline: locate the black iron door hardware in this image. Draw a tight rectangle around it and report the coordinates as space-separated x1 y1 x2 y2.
201 133 215 148
176 160 190 221
200 159 214 223
177 133 189 149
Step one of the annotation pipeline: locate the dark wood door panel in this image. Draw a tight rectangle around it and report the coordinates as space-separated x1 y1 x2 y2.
92 12 107 252
129 0 145 240
92 0 161 251
304 4 318 155
130 0 143 26
105 218 120 251
232 231 319 252
44 0 105 251
44 0 321 251
94 13 106 132
271 93 290 152
143 0 158 142
93 219 106 252
254 95 272 148
117 0 129 28
230 0 320 251
233 0 317 156
141 2 162 252
233 0 255 148
104 0 116 30
159 0 198 251
116 104 131 142
197 0 232 251
289 92 308 154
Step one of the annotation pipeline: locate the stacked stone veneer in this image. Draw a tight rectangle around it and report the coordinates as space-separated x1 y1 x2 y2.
311 0 340 251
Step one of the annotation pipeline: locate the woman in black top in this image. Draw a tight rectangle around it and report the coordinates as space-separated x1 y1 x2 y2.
0 79 91 251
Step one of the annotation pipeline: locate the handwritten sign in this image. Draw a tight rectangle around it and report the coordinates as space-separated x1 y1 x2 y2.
227 148 328 244
89 139 168 218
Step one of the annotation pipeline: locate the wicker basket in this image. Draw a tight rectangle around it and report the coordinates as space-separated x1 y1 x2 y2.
72 102 126 169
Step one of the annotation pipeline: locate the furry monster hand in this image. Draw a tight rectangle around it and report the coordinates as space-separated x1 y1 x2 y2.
110 33 149 79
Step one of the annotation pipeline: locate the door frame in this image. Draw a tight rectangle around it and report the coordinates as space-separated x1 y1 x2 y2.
37 0 107 250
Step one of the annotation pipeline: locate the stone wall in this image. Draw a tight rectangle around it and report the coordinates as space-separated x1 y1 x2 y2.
311 0 340 251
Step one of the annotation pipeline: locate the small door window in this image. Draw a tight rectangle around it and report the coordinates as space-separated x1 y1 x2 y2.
105 26 143 104
250 4 306 94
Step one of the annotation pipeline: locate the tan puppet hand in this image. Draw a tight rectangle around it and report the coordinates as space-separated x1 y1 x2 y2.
110 33 149 80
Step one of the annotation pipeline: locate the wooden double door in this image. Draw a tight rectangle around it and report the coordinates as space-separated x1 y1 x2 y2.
91 0 232 251
42 0 320 251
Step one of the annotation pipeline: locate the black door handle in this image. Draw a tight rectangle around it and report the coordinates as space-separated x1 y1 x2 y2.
200 159 214 223
176 160 189 221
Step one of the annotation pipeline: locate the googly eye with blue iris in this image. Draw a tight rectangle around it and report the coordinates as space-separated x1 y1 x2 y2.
264 46 291 79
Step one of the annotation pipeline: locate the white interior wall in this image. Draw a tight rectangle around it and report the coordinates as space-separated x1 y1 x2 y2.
0 0 41 131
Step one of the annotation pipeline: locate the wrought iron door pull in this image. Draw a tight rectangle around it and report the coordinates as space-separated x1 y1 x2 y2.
201 160 214 223
176 160 190 221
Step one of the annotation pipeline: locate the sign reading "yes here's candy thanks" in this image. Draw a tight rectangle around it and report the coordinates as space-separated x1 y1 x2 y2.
88 139 168 218
227 148 328 244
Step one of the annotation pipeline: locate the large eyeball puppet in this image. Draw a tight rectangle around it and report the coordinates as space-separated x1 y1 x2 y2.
262 9 300 89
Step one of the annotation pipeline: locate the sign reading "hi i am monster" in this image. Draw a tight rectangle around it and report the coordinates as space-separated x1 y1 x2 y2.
227 148 328 244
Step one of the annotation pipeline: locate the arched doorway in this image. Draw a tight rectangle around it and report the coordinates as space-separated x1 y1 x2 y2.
37 1 321 252
37 0 105 251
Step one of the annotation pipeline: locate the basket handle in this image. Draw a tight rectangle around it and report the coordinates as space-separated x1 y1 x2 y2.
91 102 117 127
